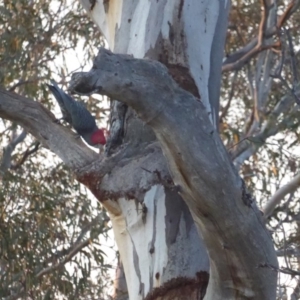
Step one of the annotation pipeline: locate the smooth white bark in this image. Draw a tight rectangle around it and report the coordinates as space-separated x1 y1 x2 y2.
80 0 229 125
109 185 209 299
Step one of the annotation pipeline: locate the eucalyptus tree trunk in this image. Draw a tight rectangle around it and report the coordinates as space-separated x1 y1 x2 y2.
0 0 278 299
75 1 278 300
79 1 217 298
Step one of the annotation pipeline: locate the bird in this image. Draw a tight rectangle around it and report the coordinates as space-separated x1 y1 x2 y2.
47 80 106 147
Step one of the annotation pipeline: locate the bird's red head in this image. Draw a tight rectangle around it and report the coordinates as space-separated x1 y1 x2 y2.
91 129 107 145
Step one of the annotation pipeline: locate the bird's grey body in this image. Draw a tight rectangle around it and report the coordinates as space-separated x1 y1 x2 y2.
47 81 106 146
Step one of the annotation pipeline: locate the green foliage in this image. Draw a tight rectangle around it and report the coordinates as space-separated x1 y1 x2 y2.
0 157 113 298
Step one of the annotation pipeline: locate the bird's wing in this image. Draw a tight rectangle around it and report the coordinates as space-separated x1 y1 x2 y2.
67 100 97 135
47 80 97 135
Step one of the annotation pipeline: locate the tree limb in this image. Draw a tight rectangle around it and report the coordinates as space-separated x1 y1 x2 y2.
69 48 278 299
0 88 97 169
0 129 27 176
263 172 300 219
0 87 164 209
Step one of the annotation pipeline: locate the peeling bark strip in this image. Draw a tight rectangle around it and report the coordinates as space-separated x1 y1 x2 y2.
70 48 278 299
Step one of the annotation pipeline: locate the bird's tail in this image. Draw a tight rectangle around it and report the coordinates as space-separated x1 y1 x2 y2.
47 80 72 125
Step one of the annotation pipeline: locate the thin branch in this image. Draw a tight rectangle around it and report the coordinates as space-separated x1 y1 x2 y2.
259 263 300 276
0 129 27 176
280 223 291 270
227 136 250 151
74 214 106 244
37 240 90 278
277 247 300 257
277 0 300 28
290 280 300 300
263 172 300 219
258 0 269 45
5 214 107 300
269 28 300 105
11 142 40 170
270 73 300 106
8 77 47 92
286 29 298 84
5 239 90 300
220 71 238 122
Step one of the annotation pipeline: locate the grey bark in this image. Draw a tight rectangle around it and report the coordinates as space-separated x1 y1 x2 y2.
0 88 97 169
0 87 210 299
70 48 278 300
78 1 229 298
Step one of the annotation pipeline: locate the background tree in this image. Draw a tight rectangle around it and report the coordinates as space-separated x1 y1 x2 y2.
0 0 300 299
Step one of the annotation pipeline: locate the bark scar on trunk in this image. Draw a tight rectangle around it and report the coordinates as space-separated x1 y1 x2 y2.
144 275 209 300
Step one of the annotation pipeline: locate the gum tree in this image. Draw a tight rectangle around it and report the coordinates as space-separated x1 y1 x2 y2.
1 0 289 299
